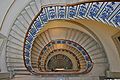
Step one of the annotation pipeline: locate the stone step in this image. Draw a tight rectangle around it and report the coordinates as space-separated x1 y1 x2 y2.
10 30 24 42
25 6 35 20
14 20 27 33
17 15 29 29
6 47 23 55
21 10 32 25
7 41 23 51
30 2 39 15
8 36 23 47
0 72 10 80
34 0 41 11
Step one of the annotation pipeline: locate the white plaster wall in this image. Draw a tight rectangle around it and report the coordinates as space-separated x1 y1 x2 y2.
0 0 31 37
0 34 7 72
0 39 7 72
0 39 8 72
0 0 14 29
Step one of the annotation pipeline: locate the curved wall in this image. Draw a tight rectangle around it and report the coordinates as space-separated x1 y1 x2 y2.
0 0 119 76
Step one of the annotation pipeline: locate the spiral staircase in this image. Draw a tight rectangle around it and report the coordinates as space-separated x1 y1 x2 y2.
3 0 120 80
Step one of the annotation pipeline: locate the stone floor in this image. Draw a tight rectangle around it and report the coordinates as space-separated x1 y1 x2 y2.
11 75 100 80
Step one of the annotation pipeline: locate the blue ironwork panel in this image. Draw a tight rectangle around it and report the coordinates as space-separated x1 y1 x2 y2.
25 58 30 65
82 51 86 56
26 33 33 43
25 49 30 57
34 18 42 31
98 2 120 24
85 56 89 61
111 10 120 27
27 66 32 71
47 6 57 20
77 46 82 51
25 42 31 50
30 26 37 36
86 61 92 68
57 40 61 44
77 3 89 18
39 8 48 24
43 47 47 52
73 43 77 47
67 6 77 18
87 2 103 20
57 6 66 19
62 40 66 44
67 40 72 45
47 43 51 47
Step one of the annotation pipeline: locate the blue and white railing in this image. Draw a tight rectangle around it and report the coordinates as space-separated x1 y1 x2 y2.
23 1 120 74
